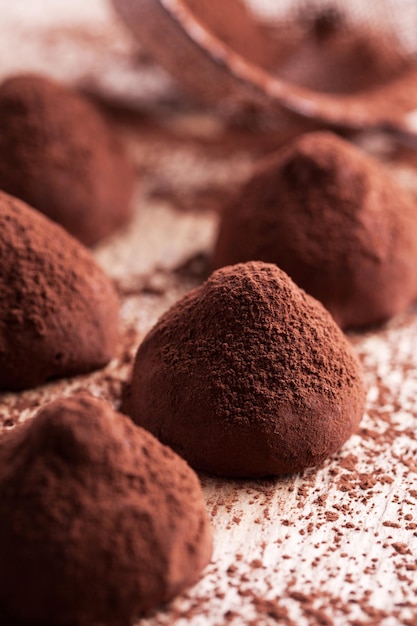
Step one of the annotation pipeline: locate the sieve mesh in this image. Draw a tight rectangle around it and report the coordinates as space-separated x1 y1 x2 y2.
112 0 417 135
181 0 415 95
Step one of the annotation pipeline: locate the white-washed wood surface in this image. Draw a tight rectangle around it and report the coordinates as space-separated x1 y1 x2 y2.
1 2 417 624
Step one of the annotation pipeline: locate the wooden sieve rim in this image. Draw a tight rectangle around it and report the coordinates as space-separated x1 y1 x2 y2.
160 0 417 135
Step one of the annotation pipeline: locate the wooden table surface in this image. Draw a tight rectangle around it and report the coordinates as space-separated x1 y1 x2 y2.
1 2 417 624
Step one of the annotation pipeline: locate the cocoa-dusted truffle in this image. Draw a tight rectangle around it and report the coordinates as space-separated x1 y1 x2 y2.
0 73 134 245
126 261 366 477
0 191 119 391
213 131 417 329
0 394 212 625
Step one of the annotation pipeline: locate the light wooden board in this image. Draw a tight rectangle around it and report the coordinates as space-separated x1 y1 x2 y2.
1 2 417 624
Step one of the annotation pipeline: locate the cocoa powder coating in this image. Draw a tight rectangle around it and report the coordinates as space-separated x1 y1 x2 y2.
0 73 135 245
127 261 366 477
0 191 119 391
213 132 417 329
0 394 212 625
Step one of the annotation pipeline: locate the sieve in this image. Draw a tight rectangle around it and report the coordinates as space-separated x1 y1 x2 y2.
112 0 417 140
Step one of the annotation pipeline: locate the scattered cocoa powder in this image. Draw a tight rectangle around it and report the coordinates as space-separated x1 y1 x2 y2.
0 393 212 625
0 191 119 391
126 261 366 477
0 73 135 245
2 6 417 623
213 131 417 329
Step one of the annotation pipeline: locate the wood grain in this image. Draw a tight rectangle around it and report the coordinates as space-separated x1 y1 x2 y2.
0 2 416 624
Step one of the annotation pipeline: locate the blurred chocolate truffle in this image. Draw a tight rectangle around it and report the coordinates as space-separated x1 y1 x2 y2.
0 191 119 391
0 394 212 625
126 261 366 477
213 131 417 329
0 73 134 245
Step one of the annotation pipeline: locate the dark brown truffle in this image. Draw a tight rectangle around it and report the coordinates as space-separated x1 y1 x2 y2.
0 73 135 245
213 131 417 329
0 191 119 391
126 261 366 477
0 394 212 625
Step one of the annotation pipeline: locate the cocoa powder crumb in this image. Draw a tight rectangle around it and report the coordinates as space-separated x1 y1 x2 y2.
0 191 119 391
127 261 366 477
213 131 417 329
0 74 134 245
0 394 212 624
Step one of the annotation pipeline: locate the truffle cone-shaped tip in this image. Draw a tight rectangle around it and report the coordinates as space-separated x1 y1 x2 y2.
127 261 366 477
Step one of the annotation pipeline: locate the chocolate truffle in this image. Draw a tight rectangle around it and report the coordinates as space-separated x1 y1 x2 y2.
0 73 134 245
0 191 119 391
213 131 417 329
0 394 212 625
126 261 366 477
